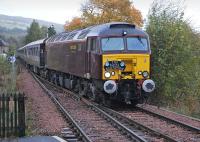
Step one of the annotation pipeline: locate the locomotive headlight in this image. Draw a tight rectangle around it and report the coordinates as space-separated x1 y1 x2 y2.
138 71 142 75
119 61 126 70
111 71 115 76
104 61 110 70
142 71 149 78
105 61 110 67
120 61 125 67
105 72 111 78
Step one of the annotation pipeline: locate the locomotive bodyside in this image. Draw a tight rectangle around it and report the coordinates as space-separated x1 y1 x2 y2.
45 40 87 78
44 22 155 105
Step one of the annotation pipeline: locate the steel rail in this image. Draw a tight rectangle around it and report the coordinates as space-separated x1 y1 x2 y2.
33 74 148 142
99 105 178 142
137 104 200 122
30 72 190 142
31 73 92 142
136 106 200 133
81 98 148 142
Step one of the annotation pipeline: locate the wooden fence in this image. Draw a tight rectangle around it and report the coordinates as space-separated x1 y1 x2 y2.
0 93 25 138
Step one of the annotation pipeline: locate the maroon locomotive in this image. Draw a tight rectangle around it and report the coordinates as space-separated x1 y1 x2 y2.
17 22 155 106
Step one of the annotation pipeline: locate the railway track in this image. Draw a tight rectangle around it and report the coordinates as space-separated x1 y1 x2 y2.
31 73 141 141
32 72 90 142
31 72 177 142
104 107 200 142
136 105 200 132
137 104 200 130
31 72 199 142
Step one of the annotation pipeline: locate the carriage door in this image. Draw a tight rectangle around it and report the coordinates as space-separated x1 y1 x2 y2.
86 37 97 79
40 43 45 66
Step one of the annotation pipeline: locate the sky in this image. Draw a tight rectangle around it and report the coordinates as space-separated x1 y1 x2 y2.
0 0 199 28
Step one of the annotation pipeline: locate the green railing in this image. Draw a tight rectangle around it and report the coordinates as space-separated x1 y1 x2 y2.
0 93 25 138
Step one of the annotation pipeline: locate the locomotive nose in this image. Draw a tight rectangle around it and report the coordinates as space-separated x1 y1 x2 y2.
142 79 155 93
104 80 117 94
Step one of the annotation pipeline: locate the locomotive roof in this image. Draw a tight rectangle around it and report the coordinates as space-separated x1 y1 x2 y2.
46 22 148 43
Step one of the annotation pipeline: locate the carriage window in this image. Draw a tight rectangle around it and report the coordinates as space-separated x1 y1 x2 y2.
35 48 38 56
127 37 148 51
101 37 124 51
37 47 40 55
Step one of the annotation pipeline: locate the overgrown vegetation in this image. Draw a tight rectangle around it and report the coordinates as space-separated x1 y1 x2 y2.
0 37 18 92
146 0 200 118
0 56 17 92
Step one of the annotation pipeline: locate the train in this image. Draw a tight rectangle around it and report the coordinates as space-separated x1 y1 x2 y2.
17 22 155 106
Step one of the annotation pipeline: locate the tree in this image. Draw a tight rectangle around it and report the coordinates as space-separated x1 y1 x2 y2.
41 26 48 38
65 17 84 31
64 0 143 31
48 25 56 37
25 20 43 44
146 0 200 116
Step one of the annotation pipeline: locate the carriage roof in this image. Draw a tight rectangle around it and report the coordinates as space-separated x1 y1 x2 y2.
17 39 46 51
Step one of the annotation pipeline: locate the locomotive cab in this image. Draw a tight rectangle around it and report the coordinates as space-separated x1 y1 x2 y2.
101 36 150 80
96 24 155 104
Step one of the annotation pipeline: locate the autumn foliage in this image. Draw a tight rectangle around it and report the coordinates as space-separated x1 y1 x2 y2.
64 0 143 31
65 17 84 31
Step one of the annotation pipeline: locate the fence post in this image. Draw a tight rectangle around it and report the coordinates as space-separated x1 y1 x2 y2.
14 93 18 137
0 93 2 137
6 94 10 137
2 93 5 137
0 93 25 138
10 93 14 137
18 93 25 137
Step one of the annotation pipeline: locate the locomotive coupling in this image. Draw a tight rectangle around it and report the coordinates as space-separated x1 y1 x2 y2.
142 79 155 93
104 80 117 94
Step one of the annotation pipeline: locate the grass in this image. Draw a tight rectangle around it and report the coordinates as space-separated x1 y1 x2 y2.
0 56 17 93
149 93 200 119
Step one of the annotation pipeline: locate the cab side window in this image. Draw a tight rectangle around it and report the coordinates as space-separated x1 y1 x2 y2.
88 38 98 53
91 38 96 52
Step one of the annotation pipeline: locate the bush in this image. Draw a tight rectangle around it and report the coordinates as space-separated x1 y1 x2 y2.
146 0 200 117
0 57 17 92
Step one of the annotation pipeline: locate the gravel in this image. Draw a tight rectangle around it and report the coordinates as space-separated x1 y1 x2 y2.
120 110 200 142
52 91 131 142
137 104 200 128
16 68 68 136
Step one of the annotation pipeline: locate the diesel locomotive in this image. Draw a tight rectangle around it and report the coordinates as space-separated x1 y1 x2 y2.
17 22 155 105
